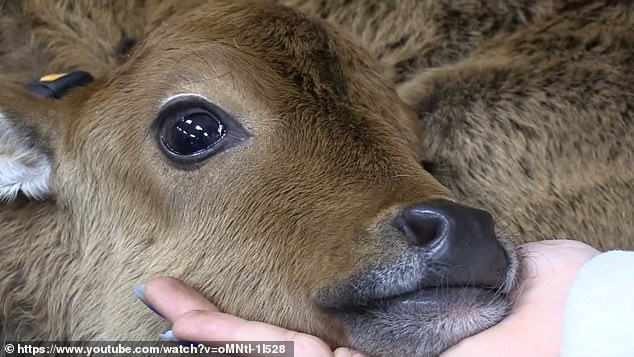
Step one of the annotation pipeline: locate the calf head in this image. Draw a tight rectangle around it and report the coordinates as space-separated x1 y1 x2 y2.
0 1 519 356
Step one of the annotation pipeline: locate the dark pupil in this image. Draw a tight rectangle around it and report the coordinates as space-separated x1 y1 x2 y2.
164 112 225 155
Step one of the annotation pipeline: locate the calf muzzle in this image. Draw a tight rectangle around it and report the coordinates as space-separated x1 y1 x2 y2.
394 199 509 288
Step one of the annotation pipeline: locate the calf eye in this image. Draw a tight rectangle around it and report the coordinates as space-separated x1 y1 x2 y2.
156 96 249 165
162 108 225 156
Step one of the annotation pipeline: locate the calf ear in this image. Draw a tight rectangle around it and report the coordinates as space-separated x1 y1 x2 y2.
0 86 61 201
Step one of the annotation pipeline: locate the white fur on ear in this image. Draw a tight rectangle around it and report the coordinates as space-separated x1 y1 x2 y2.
0 114 51 201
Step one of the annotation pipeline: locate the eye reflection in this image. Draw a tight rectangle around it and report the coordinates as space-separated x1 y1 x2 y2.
157 95 250 165
163 111 225 155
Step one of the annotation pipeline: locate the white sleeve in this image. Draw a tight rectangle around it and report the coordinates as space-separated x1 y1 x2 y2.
560 250 634 357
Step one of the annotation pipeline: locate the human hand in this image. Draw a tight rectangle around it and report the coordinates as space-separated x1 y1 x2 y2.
440 239 600 357
139 277 365 357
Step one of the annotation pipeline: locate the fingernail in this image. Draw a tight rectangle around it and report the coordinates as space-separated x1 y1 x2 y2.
158 329 196 346
132 284 146 300
158 329 175 342
133 283 164 318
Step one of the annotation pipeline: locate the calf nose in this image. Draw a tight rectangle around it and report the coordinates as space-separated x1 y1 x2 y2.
393 199 509 287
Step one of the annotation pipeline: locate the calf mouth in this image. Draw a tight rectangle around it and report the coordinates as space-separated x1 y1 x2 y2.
314 240 521 357
330 285 509 315
343 286 515 357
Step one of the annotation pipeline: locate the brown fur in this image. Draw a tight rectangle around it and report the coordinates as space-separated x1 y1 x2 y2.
0 1 631 357
286 0 634 249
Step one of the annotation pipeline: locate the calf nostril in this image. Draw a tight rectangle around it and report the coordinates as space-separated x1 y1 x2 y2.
393 208 445 247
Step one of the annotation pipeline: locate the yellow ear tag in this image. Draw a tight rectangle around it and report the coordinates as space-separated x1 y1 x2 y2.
26 70 94 99
39 73 69 82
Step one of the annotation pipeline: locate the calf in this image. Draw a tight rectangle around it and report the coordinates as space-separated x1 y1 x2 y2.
0 1 519 356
